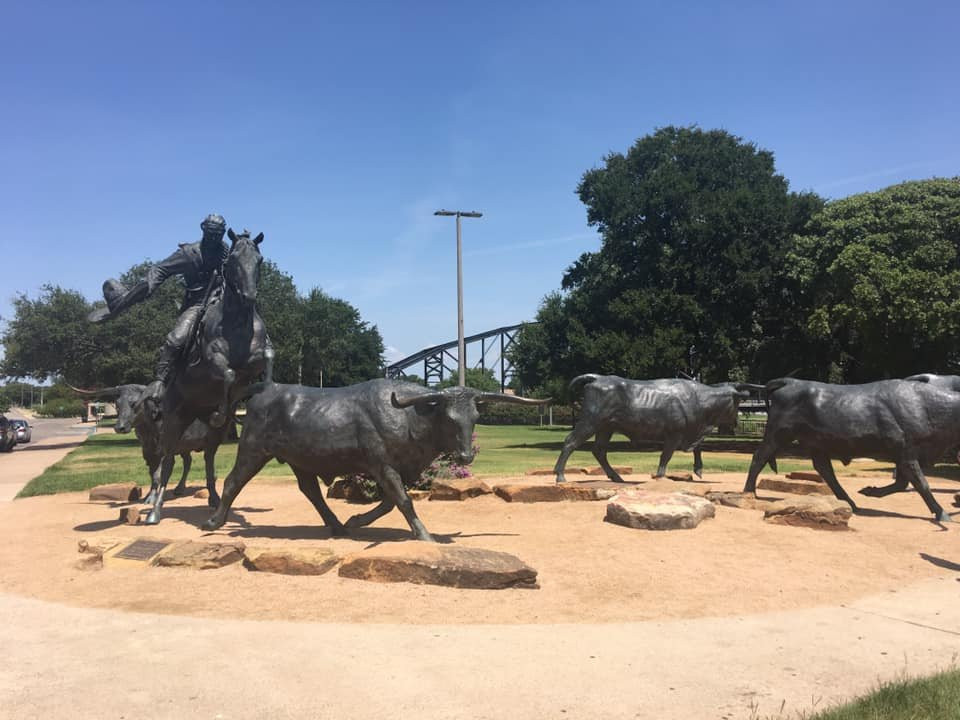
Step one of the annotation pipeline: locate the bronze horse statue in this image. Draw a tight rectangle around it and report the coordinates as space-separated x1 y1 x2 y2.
144 228 273 524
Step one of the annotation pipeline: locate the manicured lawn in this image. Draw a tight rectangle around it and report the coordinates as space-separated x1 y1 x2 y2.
19 423 864 498
801 667 960 720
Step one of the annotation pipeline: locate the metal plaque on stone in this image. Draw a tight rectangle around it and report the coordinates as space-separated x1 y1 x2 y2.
114 539 171 561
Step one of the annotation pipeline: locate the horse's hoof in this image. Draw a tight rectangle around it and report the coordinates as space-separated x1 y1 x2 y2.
144 512 160 525
209 412 225 428
860 486 879 497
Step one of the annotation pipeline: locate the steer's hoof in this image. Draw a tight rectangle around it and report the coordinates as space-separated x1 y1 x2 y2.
200 517 223 531
937 511 954 524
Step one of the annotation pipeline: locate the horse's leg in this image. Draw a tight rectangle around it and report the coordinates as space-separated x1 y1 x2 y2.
203 446 220 507
172 452 191 496
208 353 235 429
654 439 678 478
692 443 704 478
292 465 346 535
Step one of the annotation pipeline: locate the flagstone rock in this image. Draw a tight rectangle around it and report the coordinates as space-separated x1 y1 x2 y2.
525 467 585 476
152 541 246 569
705 491 772 511
118 506 141 525
195 488 210 499
954 492 959 507
605 491 716 530
585 466 633 476
326 478 373 503
664 472 695 482
786 471 824 483
243 547 339 576
757 477 832 496
89 483 141 502
493 484 616 503
763 496 852 531
339 542 538 589
429 479 493 501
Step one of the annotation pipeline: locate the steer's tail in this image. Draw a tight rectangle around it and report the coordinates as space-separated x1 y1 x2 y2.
568 374 600 396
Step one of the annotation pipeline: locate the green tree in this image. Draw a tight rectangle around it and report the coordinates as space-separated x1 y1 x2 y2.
437 367 501 391
512 126 823 393
300 288 384 387
256 260 303 383
789 178 960 382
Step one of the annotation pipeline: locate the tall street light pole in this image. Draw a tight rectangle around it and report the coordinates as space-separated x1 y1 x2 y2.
434 209 482 387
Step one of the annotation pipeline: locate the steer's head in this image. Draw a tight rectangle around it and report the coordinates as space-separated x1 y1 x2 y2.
391 387 550 464
708 382 759 425
67 383 147 433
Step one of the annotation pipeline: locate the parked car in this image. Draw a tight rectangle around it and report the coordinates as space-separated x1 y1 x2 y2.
11 419 32 443
0 416 17 453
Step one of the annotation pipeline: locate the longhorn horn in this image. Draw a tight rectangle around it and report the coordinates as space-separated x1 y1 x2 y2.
734 383 765 392
475 393 551 406
66 383 123 400
391 391 446 409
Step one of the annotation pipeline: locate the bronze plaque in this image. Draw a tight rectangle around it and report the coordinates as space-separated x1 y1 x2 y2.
114 539 171 561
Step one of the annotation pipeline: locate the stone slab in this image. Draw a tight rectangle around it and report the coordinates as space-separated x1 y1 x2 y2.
339 542 538 589
757 477 832 496
664 473 694 482
243 547 339 576
118 507 141 525
89 483 141 502
525 467 583 476
786 471 824 483
764 497 852 531
493 484 616 503
326 478 374 503
584 466 633 476
195 488 210 499
429 479 493 501
705 491 772 511
605 491 716 530
152 541 246 570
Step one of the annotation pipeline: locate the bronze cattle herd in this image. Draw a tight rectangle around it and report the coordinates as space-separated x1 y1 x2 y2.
81 215 955 539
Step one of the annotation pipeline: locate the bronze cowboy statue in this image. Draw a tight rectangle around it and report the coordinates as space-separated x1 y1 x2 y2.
88 213 271 408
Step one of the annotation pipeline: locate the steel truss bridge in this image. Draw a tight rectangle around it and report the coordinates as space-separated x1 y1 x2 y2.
385 323 530 392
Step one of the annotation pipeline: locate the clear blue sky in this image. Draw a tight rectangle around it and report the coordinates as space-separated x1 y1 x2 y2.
2 1 957 369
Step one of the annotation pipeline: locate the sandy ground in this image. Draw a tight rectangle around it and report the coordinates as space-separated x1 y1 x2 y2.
0 470 958 624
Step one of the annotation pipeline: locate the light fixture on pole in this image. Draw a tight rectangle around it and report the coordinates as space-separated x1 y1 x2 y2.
434 209 483 387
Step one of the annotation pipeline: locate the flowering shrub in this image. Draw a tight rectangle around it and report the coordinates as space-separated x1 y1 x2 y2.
344 433 479 500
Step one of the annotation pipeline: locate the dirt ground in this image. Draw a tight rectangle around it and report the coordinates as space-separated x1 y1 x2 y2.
1 470 958 625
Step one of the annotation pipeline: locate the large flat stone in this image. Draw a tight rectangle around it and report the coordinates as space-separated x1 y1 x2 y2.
339 542 538 589
152 541 246 569
605 491 716 530
584 466 633 476
89 483 141 502
705 491 772 511
326 478 374 503
243 547 339 576
493 484 615 503
786 471 824 483
757 477 832 496
764 497 852 531
429 479 493 501
525 467 582 476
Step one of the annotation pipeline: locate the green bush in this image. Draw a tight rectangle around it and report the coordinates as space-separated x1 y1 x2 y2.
36 399 86 418
479 403 574 425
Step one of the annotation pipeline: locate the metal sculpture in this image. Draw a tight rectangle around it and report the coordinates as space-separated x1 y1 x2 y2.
554 374 755 482
201 380 549 541
743 378 954 523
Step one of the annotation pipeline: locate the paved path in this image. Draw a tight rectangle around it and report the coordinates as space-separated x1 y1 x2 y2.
0 417 95 501
1 576 958 720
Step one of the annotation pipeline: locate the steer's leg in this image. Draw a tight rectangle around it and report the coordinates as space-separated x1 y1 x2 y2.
591 429 624 482
554 420 597 483
898 458 951 523
201 449 269 531
811 453 858 511
344 497 396 530
203 446 220 507
744 439 779 494
861 463 910 497
379 466 433 542
292 465 346 536
692 443 704 478
654 440 678 478
173 452 191 496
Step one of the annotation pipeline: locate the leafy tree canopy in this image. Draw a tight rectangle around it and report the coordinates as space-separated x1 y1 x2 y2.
300 288 384 387
789 178 960 382
513 126 823 395
437 367 501 392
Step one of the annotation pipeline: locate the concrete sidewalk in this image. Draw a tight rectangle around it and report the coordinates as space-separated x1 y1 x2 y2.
0 423 95 502
1 575 957 720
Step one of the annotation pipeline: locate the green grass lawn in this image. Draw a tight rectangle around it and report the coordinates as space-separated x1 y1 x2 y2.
17 423 845 498
787 667 960 720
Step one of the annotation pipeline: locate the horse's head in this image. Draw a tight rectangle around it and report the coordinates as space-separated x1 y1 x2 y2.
225 228 264 304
